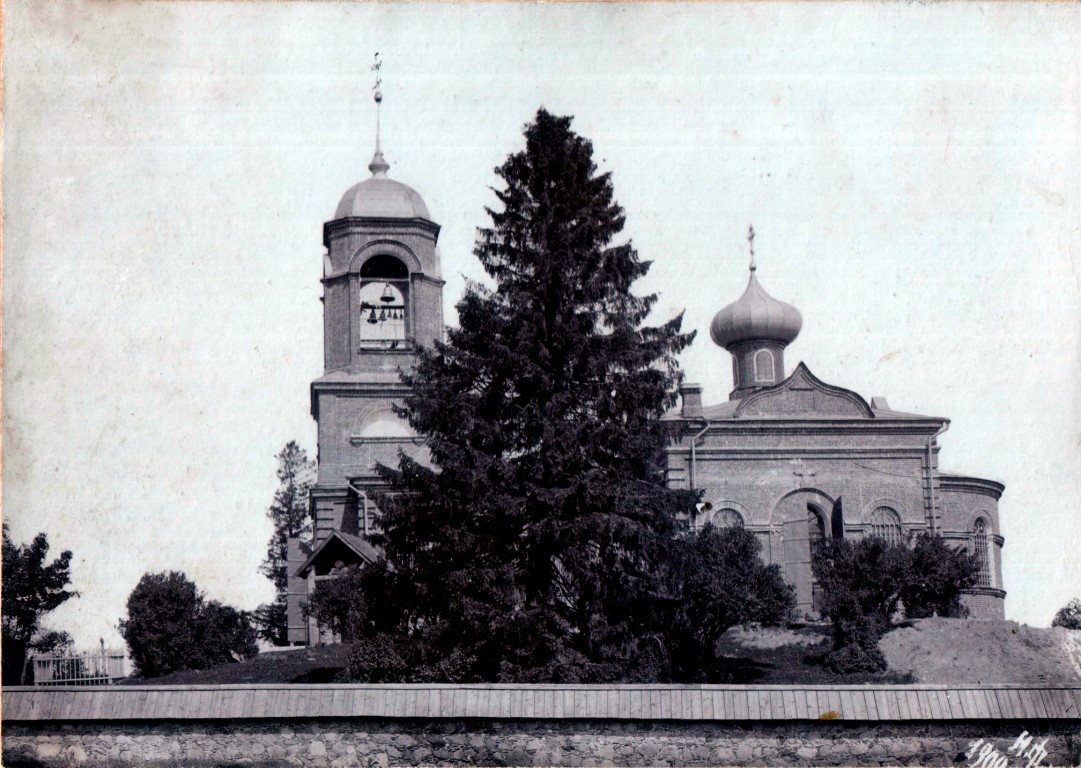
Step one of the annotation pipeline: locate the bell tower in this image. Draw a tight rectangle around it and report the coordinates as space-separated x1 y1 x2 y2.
309 89 443 549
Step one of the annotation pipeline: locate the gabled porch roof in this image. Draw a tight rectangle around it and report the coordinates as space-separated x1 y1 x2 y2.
295 530 381 578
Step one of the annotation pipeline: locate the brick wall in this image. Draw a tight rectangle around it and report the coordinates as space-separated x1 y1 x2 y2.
962 590 1008 622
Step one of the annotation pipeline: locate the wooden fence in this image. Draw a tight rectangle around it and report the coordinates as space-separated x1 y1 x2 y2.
4 682 1080 721
31 650 127 687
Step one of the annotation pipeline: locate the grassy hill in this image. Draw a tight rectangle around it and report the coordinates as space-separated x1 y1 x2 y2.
118 620 1081 686
117 644 350 686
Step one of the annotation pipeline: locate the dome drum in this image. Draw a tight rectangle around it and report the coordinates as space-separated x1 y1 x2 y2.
728 340 787 400
709 262 802 400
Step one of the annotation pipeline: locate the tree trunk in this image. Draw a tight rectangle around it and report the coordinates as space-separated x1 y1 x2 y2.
19 644 31 685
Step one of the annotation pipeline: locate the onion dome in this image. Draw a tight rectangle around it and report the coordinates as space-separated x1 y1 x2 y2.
710 264 802 349
334 150 431 220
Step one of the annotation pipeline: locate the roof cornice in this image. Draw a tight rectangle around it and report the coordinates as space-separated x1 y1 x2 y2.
939 473 1006 497
323 216 441 247
670 418 948 436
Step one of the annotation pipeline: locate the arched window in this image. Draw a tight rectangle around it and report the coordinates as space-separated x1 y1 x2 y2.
869 507 903 546
714 508 744 528
973 518 991 587
359 255 409 344
754 349 775 383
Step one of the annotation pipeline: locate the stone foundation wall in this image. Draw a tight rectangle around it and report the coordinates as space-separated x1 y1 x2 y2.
5 719 1081 767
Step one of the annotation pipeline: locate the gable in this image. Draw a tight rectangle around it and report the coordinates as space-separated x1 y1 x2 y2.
296 531 380 578
734 363 874 418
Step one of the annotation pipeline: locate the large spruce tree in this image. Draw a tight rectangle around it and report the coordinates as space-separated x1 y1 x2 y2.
356 109 698 682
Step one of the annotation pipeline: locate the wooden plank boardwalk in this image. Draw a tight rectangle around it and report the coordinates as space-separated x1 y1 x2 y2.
4 684 1079 722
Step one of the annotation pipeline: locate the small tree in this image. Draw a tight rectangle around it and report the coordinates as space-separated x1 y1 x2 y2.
255 441 315 645
1052 598 1081 630
307 564 368 641
813 533 984 673
120 571 257 678
306 563 423 682
2 524 78 685
812 537 910 673
899 533 981 619
199 601 260 663
663 526 794 681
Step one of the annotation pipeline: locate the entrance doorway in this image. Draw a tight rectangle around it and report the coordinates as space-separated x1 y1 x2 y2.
774 491 835 616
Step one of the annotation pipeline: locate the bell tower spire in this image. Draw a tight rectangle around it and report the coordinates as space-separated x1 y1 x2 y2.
368 53 389 177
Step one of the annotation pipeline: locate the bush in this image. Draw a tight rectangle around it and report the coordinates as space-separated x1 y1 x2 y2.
812 534 983 673
900 533 980 619
812 537 908 673
1052 598 1081 630
663 525 795 680
307 564 367 640
120 571 257 678
310 526 795 683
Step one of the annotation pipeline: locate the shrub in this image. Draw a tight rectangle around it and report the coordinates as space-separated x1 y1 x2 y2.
310 526 795 683
307 564 367 640
663 525 795 680
812 533 984 673
120 571 257 678
1052 598 1081 630
812 537 909 673
899 533 980 619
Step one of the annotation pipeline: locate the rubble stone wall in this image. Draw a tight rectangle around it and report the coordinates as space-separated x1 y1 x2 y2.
5 718 1080 767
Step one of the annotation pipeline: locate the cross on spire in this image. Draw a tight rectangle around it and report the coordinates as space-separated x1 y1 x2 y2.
368 52 389 177
748 224 757 273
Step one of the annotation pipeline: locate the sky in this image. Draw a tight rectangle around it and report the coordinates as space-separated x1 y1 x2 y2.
3 1 1079 649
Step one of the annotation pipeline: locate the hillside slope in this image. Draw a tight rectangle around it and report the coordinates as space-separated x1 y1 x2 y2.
880 618 1081 685
116 620 1081 686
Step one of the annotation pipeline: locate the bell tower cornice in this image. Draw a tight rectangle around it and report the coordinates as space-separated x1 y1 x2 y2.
323 216 441 249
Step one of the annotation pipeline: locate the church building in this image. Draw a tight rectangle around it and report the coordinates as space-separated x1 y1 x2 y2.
287 117 1005 644
664 246 1005 621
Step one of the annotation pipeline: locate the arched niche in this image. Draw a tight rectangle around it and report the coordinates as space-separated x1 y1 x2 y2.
354 403 413 439
349 240 423 275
